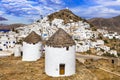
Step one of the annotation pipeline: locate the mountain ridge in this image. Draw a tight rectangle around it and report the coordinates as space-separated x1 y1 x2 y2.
0 23 26 30
0 16 7 21
88 15 120 33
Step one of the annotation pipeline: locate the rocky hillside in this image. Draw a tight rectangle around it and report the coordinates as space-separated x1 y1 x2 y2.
47 9 83 24
88 15 120 33
0 16 7 21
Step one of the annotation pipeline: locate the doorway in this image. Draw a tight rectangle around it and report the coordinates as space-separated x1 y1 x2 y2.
59 64 65 75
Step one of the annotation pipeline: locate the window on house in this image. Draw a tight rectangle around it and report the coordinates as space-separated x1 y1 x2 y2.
13 41 15 43
0 49 2 51
33 43 35 45
44 34 47 36
66 47 69 51
21 51 23 56
3 44 6 46
112 60 114 64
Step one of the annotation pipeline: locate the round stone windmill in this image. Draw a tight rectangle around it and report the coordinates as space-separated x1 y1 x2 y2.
22 31 42 61
45 28 76 77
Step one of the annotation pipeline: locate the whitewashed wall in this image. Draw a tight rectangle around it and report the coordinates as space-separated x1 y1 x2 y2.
45 45 76 77
22 42 42 61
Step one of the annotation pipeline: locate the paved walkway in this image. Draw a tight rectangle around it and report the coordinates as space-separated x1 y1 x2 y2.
76 53 103 59
76 53 105 63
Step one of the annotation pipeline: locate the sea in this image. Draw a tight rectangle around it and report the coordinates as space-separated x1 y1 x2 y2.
0 29 10 32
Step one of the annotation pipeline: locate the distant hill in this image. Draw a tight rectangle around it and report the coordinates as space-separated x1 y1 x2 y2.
0 16 7 21
47 9 83 24
88 15 120 33
0 23 26 30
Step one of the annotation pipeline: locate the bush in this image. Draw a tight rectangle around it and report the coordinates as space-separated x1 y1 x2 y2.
86 50 91 54
111 47 115 50
118 53 120 57
100 48 105 52
104 40 108 44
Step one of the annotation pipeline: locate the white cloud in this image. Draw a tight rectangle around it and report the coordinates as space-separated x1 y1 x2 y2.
91 0 120 6
0 0 65 24
38 0 47 4
71 5 120 18
0 11 4 15
2 0 120 24
1 0 64 15
2 0 27 3
50 0 63 4
0 14 30 24
70 0 120 18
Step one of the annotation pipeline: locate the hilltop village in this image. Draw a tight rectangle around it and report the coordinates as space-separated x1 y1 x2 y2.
0 9 120 57
0 9 120 80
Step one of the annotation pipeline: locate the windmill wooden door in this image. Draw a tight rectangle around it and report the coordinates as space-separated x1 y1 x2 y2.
59 64 65 75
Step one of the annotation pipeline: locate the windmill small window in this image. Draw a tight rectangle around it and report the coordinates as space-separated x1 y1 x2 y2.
66 47 69 51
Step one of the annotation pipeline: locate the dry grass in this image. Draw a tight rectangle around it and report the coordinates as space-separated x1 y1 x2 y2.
84 58 120 80
90 69 120 80
0 56 96 80
0 55 119 80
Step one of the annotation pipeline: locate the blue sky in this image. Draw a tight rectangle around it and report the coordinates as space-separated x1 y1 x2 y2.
0 0 120 24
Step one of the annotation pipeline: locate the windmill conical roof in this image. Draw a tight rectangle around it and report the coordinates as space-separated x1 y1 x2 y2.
46 28 75 47
24 31 42 44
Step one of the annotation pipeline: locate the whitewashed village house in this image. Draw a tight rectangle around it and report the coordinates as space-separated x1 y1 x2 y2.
76 40 90 52
22 31 42 61
108 50 118 57
0 34 16 51
45 28 76 77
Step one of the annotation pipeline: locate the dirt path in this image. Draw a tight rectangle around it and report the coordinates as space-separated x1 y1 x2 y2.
99 68 120 77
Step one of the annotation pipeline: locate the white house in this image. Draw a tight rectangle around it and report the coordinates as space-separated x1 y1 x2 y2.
45 28 76 77
14 44 22 57
95 40 104 47
99 45 110 52
108 50 118 57
76 41 90 52
0 35 16 51
22 31 42 61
